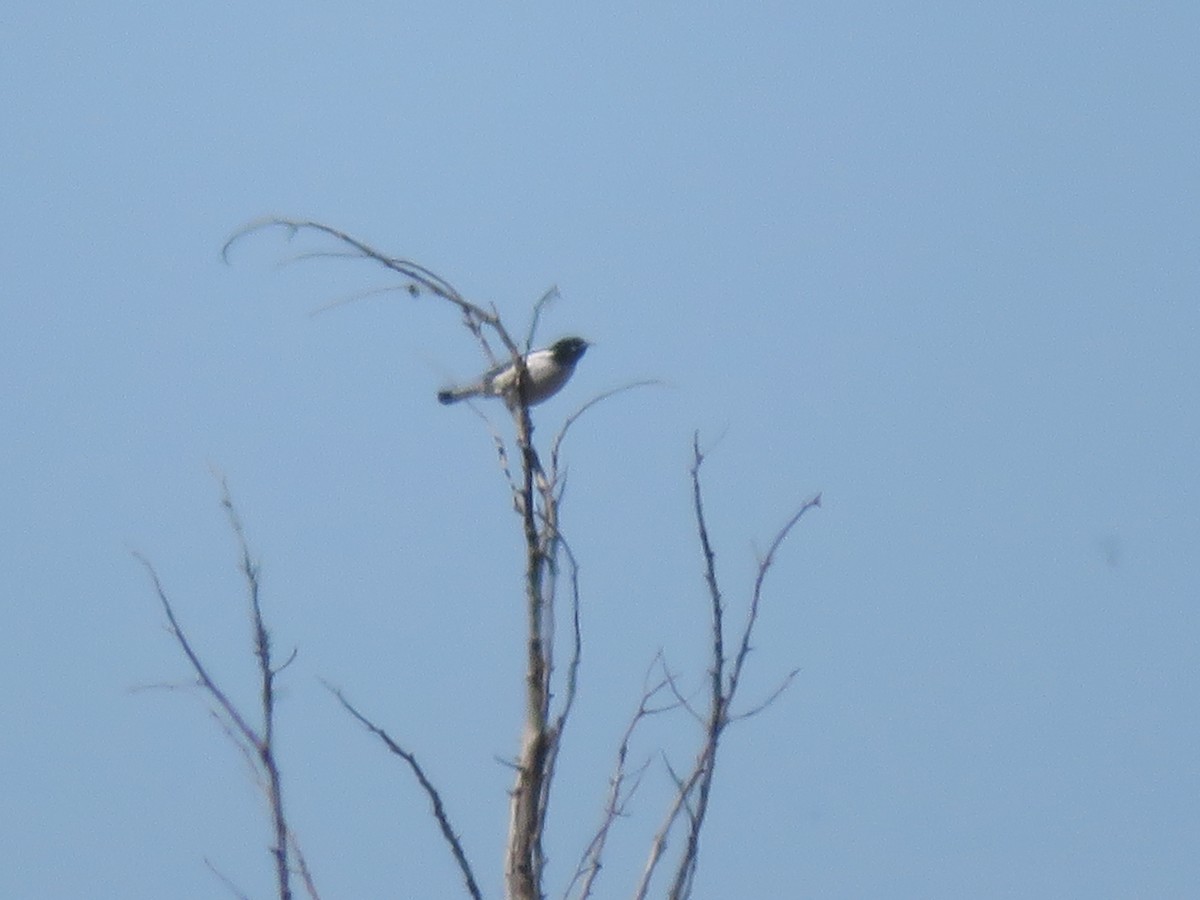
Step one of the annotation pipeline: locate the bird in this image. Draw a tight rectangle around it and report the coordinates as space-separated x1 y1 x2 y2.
437 337 590 407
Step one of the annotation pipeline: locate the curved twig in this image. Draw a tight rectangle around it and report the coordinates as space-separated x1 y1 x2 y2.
222 218 468 310
324 682 483 900
524 285 560 352
549 380 662 477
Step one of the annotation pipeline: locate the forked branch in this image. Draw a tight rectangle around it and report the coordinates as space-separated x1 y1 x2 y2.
565 656 677 900
137 481 315 900
634 435 820 900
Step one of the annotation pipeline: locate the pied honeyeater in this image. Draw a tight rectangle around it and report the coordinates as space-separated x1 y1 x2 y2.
437 337 590 407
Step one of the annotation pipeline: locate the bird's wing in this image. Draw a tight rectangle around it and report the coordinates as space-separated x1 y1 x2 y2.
485 348 553 393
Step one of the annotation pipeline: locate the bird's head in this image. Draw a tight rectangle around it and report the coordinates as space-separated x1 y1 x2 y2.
550 336 590 365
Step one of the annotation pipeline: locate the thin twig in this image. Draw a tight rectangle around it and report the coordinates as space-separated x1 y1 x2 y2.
468 401 520 507
659 663 705 727
631 750 707 900
730 667 801 722
540 530 584 833
289 832 323 900
205 857 252 900
549 380 662 477
223 218 470 314
217 477 293 900
134 554 260 750
324 682 482 900
727 494 822 700
551 533 584 737
566 661 675 900
690 433 726 721
307 284 416 317
524 285 560 352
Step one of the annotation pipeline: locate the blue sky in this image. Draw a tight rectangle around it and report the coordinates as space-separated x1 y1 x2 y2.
3 3 1198 898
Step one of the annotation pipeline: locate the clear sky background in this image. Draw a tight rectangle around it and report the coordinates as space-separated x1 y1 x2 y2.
3 3 1198 898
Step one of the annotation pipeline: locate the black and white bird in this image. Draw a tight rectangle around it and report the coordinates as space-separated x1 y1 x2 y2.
437 337 590 407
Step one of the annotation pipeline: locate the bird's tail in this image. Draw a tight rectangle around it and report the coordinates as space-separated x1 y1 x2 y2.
437 386 472 404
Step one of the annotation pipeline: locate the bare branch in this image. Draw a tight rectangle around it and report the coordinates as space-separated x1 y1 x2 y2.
727 493 822 700
639 434 734 898
205 857 252 900
289 834 323 900
138 477 310 900
275 248 369 267
216 476 292 900
555 534 584 733
730 667 801 722
690 432 726 721
549 380 662 477
306 284 417 317
126 679 201 695
274 646 300 676
506 388 556 900
222 218 472 315
223 217 535 381
639 442 819 900
566 666 674 900
133 553 261 752
632 749 707 900
466 400 520 504
209 707 265 792
222 221 553 458
524 284 560 352
659 663 705 727
493 755 522 772
324 682 482 900
542 531 585 821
